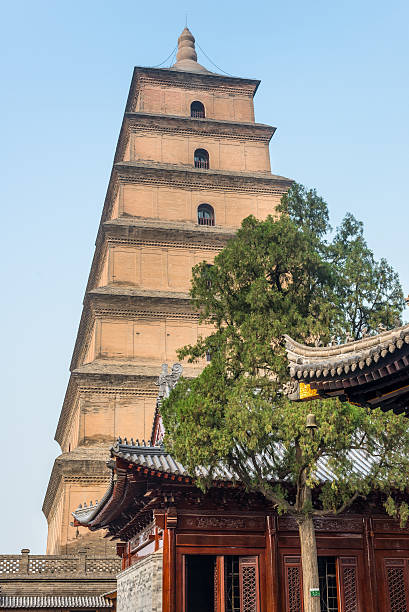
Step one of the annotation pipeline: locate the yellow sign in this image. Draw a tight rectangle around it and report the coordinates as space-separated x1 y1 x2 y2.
299 383 319 400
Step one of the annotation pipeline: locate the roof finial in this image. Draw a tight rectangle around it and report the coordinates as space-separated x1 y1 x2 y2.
171 28 210 74
176 27 197 64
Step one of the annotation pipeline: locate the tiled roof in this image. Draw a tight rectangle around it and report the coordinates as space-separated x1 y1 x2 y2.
112 441 373 485
73 440 374 528
285 324 409 381
114 441 189 475
0 596 112 608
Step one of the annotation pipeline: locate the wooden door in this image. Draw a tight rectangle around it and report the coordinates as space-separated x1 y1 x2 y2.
210 554 261 612
338 557 359 612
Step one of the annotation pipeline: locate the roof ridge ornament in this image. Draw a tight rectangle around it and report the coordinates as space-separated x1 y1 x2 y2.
156 363 183 400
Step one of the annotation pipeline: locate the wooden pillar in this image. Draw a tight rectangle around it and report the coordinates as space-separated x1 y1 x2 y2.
162 508 177 612
265 516 280 612
215 556 225 612
363 516 378 612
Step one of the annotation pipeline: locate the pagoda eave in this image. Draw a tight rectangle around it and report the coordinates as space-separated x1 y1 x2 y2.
126 67 261 112
115 160 292 187
122 111 276 142
69 290 197 374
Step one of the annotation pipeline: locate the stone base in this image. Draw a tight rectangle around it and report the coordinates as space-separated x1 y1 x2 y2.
117 550 163 612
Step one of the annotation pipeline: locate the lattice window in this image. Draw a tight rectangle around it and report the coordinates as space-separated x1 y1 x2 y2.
284 556 302 612
386 562 408 612
0 557 20 573
239 557 259 612
28 557 78 574
342 567 357 612
86 558 121 574
338 557 359 612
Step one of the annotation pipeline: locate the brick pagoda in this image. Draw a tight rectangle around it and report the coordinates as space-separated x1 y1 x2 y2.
43 27 291 554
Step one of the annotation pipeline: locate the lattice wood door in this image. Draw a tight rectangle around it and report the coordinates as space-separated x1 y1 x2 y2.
385 559 409 612
338 556 359 612
239 556 260 612
284 555 303 612
213 555 260 612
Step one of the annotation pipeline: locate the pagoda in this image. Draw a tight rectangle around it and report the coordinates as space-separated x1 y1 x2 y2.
43 27 291 554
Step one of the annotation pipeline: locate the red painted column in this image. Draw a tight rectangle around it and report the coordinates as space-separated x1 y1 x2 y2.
363 516 378 612
266 515 281 612
162 508 177 612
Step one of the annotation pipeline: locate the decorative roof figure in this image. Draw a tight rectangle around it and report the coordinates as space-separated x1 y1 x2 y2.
155 363 183 400
171 27 210 74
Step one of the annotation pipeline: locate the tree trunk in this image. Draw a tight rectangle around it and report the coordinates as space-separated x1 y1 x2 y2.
298 515 321 612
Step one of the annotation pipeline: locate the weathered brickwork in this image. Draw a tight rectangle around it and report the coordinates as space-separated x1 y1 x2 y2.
117 551 163 612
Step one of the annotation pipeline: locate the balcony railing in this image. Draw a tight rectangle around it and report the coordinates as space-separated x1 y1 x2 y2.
194 159 209 169
191 110 205 118
198 216 215 226
0 549 121 576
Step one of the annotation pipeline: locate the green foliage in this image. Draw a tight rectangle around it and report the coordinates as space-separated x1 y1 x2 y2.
329 212 405 339
278 182 331 241
179 212 339 377
161 182 409 520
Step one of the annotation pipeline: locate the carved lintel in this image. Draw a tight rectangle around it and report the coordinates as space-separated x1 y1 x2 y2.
182 515 265 531
278 516 363 533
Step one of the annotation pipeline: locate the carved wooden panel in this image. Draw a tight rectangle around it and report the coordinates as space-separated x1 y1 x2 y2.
385 559 409 612
181 514 265 531
338 556 359 612
284 556 303 612
239 556 259 612
278 516 363 533
373 518 409 534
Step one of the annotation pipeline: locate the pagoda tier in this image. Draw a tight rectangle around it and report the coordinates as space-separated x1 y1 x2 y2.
43 28 291 554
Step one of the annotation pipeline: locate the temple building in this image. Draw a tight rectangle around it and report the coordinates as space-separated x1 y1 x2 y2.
75 325 409 612
35 23 409 612
43 27 291 556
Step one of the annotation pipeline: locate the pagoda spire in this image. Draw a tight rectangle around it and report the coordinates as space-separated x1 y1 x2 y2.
171 27 210 73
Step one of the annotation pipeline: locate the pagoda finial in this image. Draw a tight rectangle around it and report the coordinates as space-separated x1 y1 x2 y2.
176 27 197 64
171 28 210 74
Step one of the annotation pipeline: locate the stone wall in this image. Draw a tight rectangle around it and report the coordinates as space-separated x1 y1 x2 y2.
117 550 163 612
0 549 120 596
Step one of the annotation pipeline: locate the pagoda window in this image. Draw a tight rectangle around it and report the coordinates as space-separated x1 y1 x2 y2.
198 203 215 226
194 148 209 169
191 101 205 118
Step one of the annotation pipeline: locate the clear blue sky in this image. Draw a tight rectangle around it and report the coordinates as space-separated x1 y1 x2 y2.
0 0 408 554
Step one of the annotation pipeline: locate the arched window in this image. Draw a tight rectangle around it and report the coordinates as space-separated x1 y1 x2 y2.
194 148 209 169
198 203 215 226
191 101 205 118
